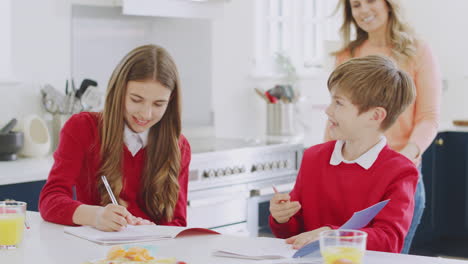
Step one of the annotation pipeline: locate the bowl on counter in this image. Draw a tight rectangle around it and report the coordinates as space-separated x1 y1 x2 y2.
0 132 24 161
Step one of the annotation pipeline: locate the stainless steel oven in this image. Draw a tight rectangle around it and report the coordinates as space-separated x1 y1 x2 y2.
186 138 303 236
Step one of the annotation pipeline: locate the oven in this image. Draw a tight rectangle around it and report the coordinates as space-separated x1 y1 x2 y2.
186 138 303 236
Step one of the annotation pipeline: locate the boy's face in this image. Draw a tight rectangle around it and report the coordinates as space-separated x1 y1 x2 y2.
325 87 377 141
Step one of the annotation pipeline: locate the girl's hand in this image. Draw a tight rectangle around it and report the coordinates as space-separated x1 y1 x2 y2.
269 193 301 224
94 204 131 231
126 215 155 226
286 226 331 249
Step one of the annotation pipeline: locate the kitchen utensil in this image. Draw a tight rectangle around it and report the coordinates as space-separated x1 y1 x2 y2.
0 118 17 134
0 131 23 161
76 79 98 99
254 88 269 102
265 91 278 104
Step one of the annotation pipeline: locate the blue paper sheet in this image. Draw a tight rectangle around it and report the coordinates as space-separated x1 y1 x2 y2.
292 199 390 258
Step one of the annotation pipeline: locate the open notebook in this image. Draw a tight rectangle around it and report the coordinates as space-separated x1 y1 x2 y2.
64 225 219 245
214 199 390 260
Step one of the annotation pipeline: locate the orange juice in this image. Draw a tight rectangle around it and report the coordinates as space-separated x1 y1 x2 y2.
0 214 25 246
321 246 364 264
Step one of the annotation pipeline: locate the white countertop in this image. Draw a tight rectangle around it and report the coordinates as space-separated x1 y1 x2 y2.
2 212 467 264
0 156 53 185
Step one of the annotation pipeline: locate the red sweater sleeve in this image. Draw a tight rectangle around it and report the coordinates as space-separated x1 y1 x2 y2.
160 135 191 226
361 163 418 253
39 113 94 225
269 161 305 238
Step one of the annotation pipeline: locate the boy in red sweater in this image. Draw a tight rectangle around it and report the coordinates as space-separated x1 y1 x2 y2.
269 55 418 253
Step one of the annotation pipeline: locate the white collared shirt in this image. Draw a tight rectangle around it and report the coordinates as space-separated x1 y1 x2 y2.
329 137 387 170
124 125 149 156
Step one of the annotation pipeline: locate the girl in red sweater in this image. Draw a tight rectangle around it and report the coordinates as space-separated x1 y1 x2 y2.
39 45 191 231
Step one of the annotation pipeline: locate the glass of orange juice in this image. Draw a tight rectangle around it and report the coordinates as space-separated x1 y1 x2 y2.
0 201 27 249
319 229 367 264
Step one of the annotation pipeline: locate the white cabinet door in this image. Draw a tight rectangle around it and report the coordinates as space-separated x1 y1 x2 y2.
122 0 226 19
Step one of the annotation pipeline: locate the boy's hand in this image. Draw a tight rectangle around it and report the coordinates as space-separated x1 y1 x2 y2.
286 226 331 249
269 193 301 224
94 204 132 231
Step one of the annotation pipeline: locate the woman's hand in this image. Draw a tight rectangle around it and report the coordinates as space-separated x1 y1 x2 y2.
286 226 331 249
94 204 132 231
269 193 301 224
399 142 421 164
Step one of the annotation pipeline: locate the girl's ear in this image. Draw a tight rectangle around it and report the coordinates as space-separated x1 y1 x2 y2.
372 107 387 123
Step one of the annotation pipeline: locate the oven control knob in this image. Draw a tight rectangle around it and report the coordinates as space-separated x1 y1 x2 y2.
216 169 225 177
203 170 214 178
284 160 290 168
264 162 271 170
233 167 240 174
271 161 279 169
251 163 263 172
225 167 233 175
240 166 246 173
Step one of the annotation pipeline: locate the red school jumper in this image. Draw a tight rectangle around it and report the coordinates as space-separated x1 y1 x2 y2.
39 112 191 226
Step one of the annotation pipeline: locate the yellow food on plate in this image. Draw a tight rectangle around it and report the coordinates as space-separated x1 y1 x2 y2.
86 246 181 264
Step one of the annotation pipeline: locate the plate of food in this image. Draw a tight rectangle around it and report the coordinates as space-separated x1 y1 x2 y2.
83 245 187 264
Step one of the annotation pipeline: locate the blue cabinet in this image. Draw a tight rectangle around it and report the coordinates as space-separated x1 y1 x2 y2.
412 131 468 257
0 180 46 211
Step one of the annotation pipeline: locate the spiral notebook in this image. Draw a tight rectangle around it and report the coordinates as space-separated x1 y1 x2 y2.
64 225 219 245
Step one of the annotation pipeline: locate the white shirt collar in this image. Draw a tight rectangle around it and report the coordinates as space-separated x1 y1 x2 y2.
329 137 387 170
124 125 149 156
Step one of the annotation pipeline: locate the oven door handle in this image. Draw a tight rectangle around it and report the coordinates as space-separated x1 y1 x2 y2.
250 182 295 197
188 194 247 208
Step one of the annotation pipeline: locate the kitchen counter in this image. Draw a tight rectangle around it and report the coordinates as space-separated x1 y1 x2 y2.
4 212 468 264
0 156 53 185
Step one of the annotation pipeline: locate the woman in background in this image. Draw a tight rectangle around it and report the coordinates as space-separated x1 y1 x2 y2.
39 44 191 231
325 0 441 253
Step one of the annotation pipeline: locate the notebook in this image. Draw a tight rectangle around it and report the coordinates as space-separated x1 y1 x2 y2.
213 237 298 260
64 225 219 245
214 199 390 260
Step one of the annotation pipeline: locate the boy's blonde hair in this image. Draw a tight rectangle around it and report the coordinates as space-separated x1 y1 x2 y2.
327 55 415 131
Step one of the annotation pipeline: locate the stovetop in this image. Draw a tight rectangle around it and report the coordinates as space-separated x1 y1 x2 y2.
189 137 273 154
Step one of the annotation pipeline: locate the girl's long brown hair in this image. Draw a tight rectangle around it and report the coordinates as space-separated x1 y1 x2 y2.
97 44 182 222
333 0 417 64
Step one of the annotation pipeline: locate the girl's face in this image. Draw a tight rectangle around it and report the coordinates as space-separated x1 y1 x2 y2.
349 0 390 34
124 80 171 133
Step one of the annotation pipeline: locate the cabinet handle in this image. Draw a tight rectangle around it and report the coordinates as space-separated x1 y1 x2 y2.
435 138 444 146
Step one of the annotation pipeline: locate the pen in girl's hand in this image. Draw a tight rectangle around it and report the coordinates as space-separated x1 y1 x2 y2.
101 175 119 205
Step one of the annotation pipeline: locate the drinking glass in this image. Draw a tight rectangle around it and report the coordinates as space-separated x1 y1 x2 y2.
319 229 367 264
0 201 27 249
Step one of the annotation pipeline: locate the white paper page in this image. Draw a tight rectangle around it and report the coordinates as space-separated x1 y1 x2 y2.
214 237 297 260
64 225 186 242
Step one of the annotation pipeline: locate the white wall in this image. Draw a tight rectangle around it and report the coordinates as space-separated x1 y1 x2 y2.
405 0 468 123
211 0 330 147
0 0 70 126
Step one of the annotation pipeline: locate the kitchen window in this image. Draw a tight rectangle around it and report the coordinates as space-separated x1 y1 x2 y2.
253 0 339 77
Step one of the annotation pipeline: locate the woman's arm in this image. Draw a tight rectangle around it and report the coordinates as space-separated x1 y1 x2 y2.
403 42 442 161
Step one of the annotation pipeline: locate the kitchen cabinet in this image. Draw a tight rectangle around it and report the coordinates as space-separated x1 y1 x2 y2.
412 131 468 257
0 180 46 211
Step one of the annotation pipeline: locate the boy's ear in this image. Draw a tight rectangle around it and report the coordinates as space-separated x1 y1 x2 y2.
371 107 387 123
